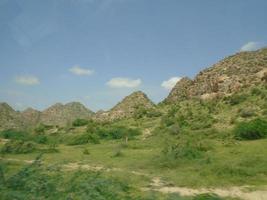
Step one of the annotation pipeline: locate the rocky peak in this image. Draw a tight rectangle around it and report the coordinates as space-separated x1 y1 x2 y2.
164 47 267 103
164 77 193 103
0 102 24 131
96 91 154 121
21 107 41 126
40 102 93 126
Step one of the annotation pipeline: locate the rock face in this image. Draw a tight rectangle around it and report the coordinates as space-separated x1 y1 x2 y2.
40 102 94 126
95 91 154 121
0 103 24 131
21 108 41 127
165 48 267 103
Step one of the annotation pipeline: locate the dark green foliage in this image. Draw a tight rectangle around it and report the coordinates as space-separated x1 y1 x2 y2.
134 106 162 119
161 101 214 131
224 94 247 105
0 130 28 141
34 123 53 134
0 160 138 200
193 193 223 200
83 148 90 155
234 118 267 140
97 126 141 140
162 137 211 164
1 140 36 154
0 129 49 145
72 118 89 127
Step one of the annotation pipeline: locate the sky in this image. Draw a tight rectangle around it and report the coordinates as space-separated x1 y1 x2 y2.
0 0 267 112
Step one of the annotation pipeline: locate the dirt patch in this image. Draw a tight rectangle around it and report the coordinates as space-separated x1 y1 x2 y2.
145 177 267 200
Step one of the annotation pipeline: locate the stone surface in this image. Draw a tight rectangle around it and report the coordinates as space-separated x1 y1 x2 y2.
164 48 267 103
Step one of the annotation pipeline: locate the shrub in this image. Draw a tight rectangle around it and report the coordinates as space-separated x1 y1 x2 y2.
168 123 180 135
34 135 48 144
239 108 255 118
234 118 267 140
224 94 247 105
162 137 210 163
83 148 90 155
97 126 141 140
72 119 89 127
34 123 53 134
193 193 223 200
67 133 100 145
1 140 36 154
0 130 28 141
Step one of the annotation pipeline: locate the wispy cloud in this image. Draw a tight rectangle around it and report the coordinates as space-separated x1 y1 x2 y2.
69 65 94 76
15 75 40 86
240 41 261 52
107 77 142 88
161 77 181 90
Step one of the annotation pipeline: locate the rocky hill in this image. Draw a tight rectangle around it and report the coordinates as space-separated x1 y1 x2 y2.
0 103 24 131
40 102 94 126
21 108 41 127
165 48 267 103
95 91 154 121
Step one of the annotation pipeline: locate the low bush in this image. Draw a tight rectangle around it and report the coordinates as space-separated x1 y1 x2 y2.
72 118 89 127
193 193 223 200
67 133 100 145
0 130 28 141
224 94 247 105
234 118 267 140
1 140 36 154
162 137 211 164
0 159 137 200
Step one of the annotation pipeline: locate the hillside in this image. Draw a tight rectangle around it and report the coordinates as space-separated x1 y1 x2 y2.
40 102 94 126
165 48 267 103
21 108 41 127
94 91 155 121
0 103 24 131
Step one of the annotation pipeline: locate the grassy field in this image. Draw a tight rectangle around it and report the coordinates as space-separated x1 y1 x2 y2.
1 86 267 199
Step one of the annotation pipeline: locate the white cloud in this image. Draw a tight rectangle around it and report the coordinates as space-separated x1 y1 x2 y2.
69 65 94 76
107 77 142 88
240 42 261 52
15 75 40 86
161 77 182 90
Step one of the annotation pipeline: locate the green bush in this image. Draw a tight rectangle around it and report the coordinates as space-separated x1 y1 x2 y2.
193 193 223 200
72 118 89 127
162 137 210 163
0 161 137 200
67 133 100 145
1 140 36 154
0 130 29 141
224 94 247 105
83 148 90 155
34 123 53 134
97 126 141 140
234 118 267 140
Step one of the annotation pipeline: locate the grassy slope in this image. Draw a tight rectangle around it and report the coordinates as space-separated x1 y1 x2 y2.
1 85 267 199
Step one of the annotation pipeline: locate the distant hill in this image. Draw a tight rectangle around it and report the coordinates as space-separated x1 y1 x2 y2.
0 103 24 131
165 48 267 103
21 108 41 127
95 91 154 121
40 102 94 126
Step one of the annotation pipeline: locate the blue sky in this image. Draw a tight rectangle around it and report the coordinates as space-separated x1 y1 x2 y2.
0 0 267 111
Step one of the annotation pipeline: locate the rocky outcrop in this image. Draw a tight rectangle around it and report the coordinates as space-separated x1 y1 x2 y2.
21 108 41 127
165 48 267 103
95 91 154 121
0 103 24 131
40 102 94 126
